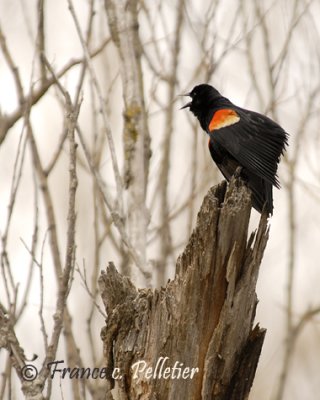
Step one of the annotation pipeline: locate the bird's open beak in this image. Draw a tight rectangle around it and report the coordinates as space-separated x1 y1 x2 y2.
180 102 192 109
179 93 191 110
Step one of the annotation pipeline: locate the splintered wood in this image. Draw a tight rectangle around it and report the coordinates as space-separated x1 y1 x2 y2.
99 177 269 400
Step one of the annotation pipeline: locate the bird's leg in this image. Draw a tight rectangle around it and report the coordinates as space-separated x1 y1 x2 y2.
233 166 243 179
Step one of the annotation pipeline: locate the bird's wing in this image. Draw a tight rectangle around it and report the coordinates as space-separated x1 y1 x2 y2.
208 108 288 188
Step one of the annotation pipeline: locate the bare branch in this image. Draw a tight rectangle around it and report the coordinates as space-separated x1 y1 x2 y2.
0 37 110 145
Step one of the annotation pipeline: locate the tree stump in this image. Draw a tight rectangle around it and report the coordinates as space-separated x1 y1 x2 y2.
99 177 269 400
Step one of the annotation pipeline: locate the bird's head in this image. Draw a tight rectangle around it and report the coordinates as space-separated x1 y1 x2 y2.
180 84 222 117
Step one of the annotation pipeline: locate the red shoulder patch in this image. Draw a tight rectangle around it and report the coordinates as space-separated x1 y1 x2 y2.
209 109 240 132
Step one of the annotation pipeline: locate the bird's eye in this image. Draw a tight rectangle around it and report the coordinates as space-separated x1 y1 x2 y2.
193 95 200 105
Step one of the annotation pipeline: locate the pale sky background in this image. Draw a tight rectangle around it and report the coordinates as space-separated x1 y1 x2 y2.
1 1 320 399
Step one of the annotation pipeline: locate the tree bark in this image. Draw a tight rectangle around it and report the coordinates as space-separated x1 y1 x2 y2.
105 0 151 282
99 177 269 400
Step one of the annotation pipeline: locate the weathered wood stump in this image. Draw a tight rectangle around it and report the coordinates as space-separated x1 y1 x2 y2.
99 177 269 400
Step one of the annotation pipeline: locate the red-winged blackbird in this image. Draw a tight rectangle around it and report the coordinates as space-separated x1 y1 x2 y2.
181 84 288 215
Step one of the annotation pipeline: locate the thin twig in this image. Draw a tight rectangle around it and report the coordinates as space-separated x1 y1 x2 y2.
0 36 111 145
156 0 184 284
67 0 124 215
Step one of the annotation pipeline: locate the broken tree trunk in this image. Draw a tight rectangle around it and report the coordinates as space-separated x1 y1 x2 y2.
99 177 269 400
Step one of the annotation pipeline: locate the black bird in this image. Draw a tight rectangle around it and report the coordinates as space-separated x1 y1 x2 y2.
181 84 288 215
